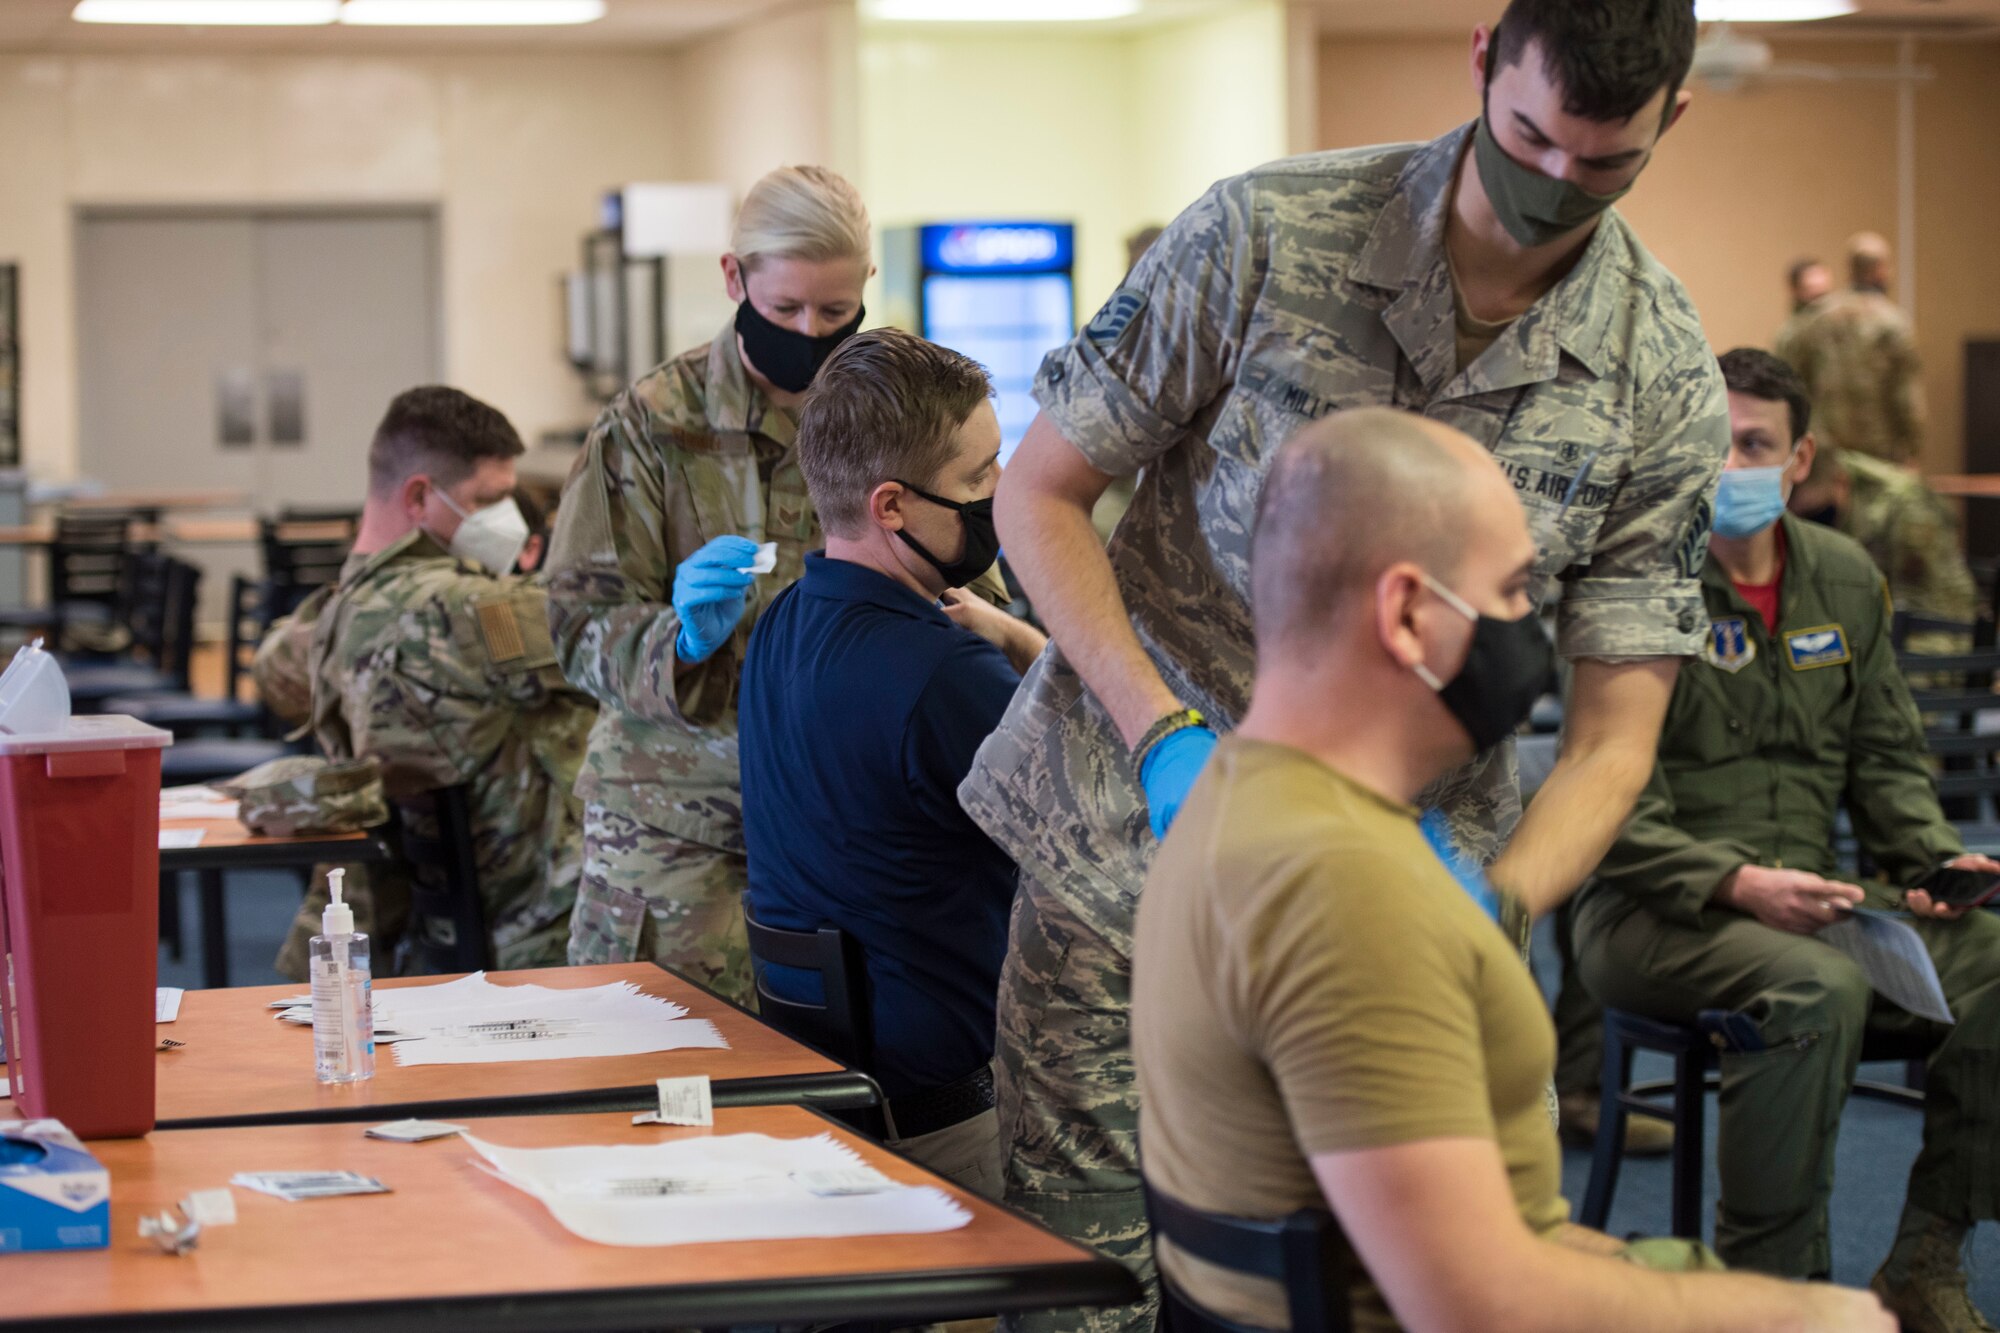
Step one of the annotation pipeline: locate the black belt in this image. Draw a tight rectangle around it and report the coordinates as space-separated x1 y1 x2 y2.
884 1063 996 1140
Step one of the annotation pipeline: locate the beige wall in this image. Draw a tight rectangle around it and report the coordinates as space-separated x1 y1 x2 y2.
0 50 681 482
861 5 1292 317
1318 33 2000 473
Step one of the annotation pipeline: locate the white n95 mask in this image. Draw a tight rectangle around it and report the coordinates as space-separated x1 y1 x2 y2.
436 492 530 575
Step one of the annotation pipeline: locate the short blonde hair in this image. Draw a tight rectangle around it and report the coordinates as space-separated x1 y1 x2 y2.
733 165 871 272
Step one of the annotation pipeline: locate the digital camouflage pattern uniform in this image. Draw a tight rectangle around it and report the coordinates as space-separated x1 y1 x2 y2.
266 531 594 973
1574 514 2000 1277
544 323 814 1004
958 123 1728 1332
1839 449 1978 654
1776 288 1926 465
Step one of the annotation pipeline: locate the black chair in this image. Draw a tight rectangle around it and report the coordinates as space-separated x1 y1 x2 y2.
395 785 490 975
103 575 269 737
743 903 873 1070
0 510 140 648
1143 1179 1351 1333
1892 612 1987 652
1579 1007 1926 1239
64 553 199 710
261 514 354 620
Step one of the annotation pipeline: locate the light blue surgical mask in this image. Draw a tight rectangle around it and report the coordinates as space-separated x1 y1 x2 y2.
1713 464 1789 539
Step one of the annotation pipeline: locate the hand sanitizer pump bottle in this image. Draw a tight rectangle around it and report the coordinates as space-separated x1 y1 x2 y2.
309 868 374 1084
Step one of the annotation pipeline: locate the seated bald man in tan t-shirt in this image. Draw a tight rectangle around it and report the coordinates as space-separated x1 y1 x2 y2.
1130 407 1888 1333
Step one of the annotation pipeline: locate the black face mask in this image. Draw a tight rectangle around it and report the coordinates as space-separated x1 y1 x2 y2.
1414 573 1557 754
893 479 1000 588
734 299 864 395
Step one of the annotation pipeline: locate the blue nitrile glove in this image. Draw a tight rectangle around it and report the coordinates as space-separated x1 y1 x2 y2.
672 534 760 664
1140 725 1220 842
1420 808 1501 922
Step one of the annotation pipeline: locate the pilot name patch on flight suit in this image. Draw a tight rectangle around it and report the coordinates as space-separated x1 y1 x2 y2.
1705 617 1755 673
1784 624 1851 670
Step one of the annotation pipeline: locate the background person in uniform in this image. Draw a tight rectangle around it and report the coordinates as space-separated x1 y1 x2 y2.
1789 441 1978 654
956 4 1725 1325
1773 255 1833 357
1573 348 2000 1330
1776 232 1926 465
543 166 874 1004
274 386 594 973
739 330 1046 1196
1135 407 1889 1333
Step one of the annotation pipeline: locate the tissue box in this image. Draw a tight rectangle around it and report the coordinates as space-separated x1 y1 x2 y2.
0 1120 110 1253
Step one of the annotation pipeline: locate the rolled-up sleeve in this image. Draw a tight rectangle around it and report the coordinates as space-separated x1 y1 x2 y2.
1032 176 1259 479
1558 347 1729 661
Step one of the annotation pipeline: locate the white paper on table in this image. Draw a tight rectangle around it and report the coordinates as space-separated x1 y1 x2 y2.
158 829 207 850
463 1131 971 1247
156 988 184 1023
0 1077 9 1098
159 786 242 821
337 972 727 1067
1819 909 1955 1025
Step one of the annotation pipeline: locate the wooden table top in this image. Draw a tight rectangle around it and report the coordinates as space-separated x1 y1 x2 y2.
156 814 389 874
0 1107 1135 1330
1927 473 2000 499
153 964 873 1130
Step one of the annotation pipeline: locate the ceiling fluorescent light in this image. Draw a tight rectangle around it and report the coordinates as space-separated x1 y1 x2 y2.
1694 0 1857 20
338 0 605 23
868 0 1142 20
73 0 338 23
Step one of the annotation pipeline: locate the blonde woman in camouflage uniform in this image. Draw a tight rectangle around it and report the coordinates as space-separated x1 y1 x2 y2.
544 167 873 1003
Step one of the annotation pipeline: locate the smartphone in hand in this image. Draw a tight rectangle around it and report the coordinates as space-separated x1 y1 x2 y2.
1913 864 2000 909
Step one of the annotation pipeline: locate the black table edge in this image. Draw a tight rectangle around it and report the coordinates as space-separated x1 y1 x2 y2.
12 1260 1141 1332
155 1069 883 1131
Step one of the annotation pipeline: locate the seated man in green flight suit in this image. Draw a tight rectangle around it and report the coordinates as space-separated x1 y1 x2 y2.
1574 348 2000 1333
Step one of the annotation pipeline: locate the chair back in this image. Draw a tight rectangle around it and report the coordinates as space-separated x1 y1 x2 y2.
223 575 266 704
393 784 489 975
260 514 354 619
1143 1179 1351 1333
158 557 201 689
118 551 173 667
743 902 873 1069
49 510 134 618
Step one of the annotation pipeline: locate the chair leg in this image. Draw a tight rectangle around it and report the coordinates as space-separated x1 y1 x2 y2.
1670 1050 1707 1240
1579 1023 1632 1230
199 870 230 989
159 872 183 962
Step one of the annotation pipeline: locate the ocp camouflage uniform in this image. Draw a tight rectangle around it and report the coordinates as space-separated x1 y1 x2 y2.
543 323 813 1004
1840 449 1978 655
959 123 1727 1332
1776 288 1926 465
1574 514 2000 1277
286 530 594 973
254 588 399 980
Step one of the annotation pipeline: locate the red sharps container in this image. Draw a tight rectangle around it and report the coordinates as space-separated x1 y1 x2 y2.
0 646 171 1137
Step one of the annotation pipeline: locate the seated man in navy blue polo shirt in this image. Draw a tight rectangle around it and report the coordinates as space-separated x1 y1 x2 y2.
739 328 1045 1195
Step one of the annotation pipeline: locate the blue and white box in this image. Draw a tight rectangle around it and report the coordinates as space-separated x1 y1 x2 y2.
0 1120 110 1253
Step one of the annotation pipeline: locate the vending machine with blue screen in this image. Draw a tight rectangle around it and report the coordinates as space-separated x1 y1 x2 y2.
883 222 1076 461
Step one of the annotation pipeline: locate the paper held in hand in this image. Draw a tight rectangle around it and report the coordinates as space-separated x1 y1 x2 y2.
463 1131 971 1247
1820 908 1955 1025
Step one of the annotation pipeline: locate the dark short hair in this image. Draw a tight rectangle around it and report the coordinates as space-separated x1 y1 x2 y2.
367 386 524 496
1490 0 1697 124
1718 347 1812 442
1787 256 1824 289
797 330 993 537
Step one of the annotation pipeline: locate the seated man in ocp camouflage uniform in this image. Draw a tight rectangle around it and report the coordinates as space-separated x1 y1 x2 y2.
1574 349 2000 1333
262 387 596 976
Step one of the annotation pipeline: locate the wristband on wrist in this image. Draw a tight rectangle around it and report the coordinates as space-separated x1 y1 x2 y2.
1133 707 1206 770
